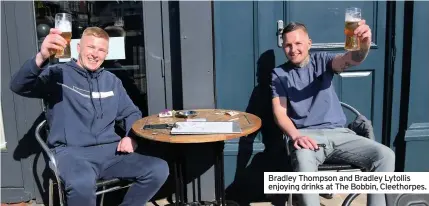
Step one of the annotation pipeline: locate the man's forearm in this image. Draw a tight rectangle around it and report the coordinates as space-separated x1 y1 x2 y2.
350 42 370 63
124 111 142 136
274 113 300 140
9 56 48 98
35 52 48 68
332 42 371 73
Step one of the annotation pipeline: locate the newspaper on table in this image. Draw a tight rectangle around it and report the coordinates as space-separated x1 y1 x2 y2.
170 121 242 135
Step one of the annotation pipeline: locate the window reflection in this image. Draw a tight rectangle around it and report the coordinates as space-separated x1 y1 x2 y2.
34 1 148 116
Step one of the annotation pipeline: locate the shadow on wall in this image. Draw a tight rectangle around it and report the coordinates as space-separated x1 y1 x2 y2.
225 50 293 206
13 113 52 205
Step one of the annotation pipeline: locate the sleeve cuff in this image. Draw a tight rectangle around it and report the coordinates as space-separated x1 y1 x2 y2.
29 56 49 75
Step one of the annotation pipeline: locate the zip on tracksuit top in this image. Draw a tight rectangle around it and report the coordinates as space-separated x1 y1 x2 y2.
10 57 142 148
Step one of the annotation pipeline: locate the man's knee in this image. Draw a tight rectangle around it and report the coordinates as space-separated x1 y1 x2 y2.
138 157 169 185
293 149 319 172
372 144 395 171
379 145 395 164
152 158 169 183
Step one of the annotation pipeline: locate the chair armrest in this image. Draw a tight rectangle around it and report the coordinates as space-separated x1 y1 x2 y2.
35 120 60 175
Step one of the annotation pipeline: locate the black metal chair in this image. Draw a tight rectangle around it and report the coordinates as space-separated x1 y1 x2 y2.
285 102 374 206
35 119 134 206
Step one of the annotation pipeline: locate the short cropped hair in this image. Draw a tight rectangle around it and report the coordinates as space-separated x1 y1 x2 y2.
282 22 308 36
82 27 109 40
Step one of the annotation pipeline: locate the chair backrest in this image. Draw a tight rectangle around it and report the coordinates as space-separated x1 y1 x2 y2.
340 102 360 116
35 120 48 150
35 119 60 167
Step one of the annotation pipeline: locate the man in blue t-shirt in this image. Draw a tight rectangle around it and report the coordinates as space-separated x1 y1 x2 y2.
271 21 395 206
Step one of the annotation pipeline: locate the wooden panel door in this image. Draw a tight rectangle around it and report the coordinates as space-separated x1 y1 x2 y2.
214 1 387 202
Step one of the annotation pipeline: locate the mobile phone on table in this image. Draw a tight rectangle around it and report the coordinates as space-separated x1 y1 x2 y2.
143 124 174 130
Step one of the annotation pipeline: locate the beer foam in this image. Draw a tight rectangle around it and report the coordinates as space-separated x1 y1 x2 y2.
345 14 360 22
56 21 71 32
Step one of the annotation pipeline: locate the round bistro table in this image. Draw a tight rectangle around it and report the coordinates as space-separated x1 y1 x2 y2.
132 109 261 206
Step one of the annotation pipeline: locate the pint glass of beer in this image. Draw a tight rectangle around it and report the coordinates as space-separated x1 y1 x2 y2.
344 7 361 51
54 13 72 58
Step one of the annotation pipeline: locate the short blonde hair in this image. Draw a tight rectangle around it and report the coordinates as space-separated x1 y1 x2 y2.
82 27 109 40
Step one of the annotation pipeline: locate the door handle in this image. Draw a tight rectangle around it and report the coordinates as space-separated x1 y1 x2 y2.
339 72 371 77
277 20 284 48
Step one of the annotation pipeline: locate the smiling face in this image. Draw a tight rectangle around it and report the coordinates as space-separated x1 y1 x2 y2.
76 27 109 71
282 27 312 65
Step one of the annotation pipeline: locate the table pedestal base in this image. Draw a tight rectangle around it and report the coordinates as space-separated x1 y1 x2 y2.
214 142 226 206
172 142 229 206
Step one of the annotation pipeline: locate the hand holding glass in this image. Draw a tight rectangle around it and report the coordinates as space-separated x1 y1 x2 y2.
54 13 72 58
344 8 361 51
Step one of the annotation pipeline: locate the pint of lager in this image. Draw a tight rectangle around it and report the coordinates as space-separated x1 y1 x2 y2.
344 8 361 51
54 13 72 58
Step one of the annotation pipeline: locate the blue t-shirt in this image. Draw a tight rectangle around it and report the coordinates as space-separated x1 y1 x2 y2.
271 52 346 129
